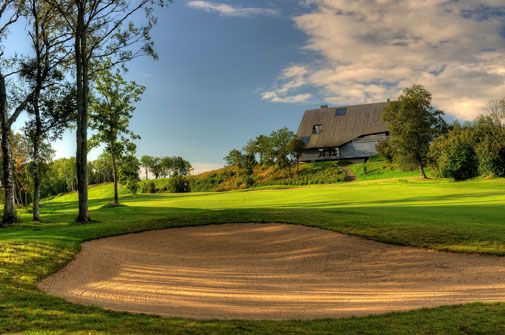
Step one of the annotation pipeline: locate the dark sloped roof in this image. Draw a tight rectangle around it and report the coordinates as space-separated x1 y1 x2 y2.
296 102 389 149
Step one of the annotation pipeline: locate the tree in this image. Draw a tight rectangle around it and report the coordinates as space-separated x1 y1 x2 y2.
149 157 164 179
52 157 77 192
243 139 259 163
140 155 154 180
486 98 505 127
240 153 255 187
171 156 191 177
45 0 172 222
118 154 140 196
376 140 394 163
472 114 505 176
90 152 113 184
224 149 243 178
160 156 173 177
288 137 305 174
41 157 73 197
10 133 32 208
383 85 447 178
20 0 75 221
224 149 254 186
0 1 33 225
270 127 297 172
255 135 273 166
90 64 144 205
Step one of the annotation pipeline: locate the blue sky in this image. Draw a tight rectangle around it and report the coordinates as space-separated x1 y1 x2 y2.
6 0 505 172
9 0 319 172
121 1 316 172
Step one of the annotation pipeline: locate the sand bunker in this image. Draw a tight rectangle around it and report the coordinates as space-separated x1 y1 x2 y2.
39 223 505 320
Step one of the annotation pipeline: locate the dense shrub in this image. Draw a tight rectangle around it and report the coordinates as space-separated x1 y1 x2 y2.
142 180 156 193
126 180 140 196
430 131 479 181
239 175 255 188
166 176 190 193
440 142 478 181
476 143 505 177
258 165 347 186
376 140 394 163
491 148 505 177
471 115 505 177
189 169 234 192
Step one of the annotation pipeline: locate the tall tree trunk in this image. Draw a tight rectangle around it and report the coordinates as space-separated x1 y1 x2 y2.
0 72 17 225
33 168 41 220
419 164 428 179
112 148 119 205
15 183 21 208
75 6 90 223
32 110 42 222
32 2 42 222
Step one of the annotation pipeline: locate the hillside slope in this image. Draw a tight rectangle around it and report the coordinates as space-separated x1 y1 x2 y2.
143 161 349 193
143 159 433 193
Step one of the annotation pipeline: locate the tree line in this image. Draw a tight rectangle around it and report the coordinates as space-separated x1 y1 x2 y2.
140 155 192 180
7 147 137 208
378 84 505 181
224 127 305 187
0 0 172 226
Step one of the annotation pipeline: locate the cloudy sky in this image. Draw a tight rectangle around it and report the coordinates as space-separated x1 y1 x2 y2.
7 0 505 172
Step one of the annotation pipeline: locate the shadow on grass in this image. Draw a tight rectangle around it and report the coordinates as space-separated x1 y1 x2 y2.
2 201 505 254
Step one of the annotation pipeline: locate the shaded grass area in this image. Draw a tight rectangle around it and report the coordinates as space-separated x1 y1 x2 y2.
2 178 505 333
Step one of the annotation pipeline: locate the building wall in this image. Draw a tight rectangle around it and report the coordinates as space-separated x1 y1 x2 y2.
340 133 388 159
300 133 388 162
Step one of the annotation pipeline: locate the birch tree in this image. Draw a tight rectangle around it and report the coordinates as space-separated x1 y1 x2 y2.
44 0 171 222
90 64 144 205
0 0 29 225
21 0 74 221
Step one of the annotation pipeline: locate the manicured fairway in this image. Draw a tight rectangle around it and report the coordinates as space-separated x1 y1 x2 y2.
2 177 505 334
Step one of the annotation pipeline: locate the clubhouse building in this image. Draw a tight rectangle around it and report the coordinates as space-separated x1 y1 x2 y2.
296 102 390 162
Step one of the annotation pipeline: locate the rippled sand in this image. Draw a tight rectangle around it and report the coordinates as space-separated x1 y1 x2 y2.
39 223 505 320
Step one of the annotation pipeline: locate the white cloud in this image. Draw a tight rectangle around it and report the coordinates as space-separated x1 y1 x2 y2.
261 65 313 103
187 1 279 17
262 0 505 119
261 91 312 103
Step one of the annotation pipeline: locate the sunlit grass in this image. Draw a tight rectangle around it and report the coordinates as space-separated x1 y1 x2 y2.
349 160 430 180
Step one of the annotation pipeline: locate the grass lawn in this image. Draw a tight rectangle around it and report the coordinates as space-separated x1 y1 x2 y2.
2 177 505 334
348 160 430 180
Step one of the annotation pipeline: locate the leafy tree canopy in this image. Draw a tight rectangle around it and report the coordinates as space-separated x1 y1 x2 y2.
383 84 448 178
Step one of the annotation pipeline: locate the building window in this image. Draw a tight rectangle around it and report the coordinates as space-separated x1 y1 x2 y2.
313 124 322 134
335 108 347 116
317 147 340 158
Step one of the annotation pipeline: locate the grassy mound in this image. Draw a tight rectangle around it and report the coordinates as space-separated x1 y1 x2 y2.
142 161 348 193
141 158 432 194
